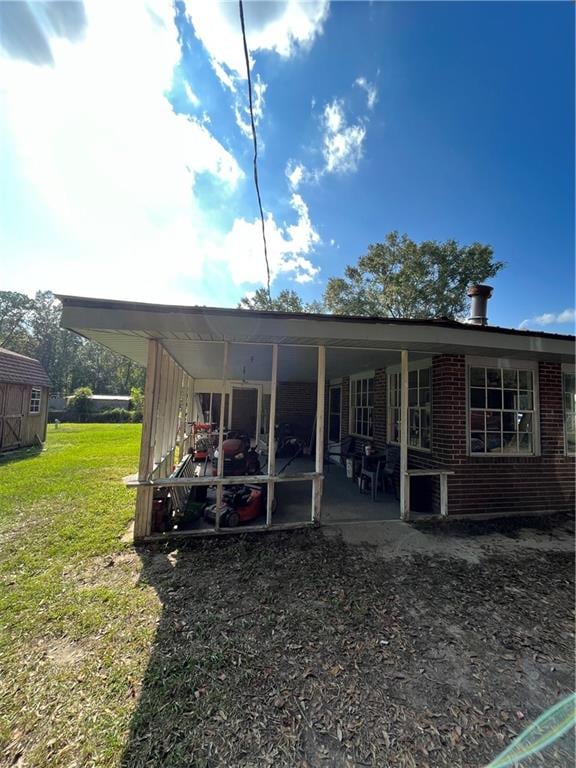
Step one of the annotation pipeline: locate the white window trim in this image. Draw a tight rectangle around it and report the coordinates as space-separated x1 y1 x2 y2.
466 356 540 458
387 359 433 453
562 363 576 457
30 387 41 414
348 370 375 439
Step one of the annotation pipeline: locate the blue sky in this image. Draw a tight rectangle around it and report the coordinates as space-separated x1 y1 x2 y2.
0 1 574 332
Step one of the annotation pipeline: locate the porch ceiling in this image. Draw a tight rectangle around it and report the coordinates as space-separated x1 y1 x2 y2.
59 295 575 378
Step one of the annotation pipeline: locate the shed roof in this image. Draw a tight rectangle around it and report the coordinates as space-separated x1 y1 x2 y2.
0 347 51 387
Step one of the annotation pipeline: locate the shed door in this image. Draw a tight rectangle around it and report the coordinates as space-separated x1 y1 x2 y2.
1 385 24 449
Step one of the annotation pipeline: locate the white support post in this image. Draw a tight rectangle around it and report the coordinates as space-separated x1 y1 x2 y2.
187 377 195 454
169 367 183 467
440 473 448 518
177 374 190 463
312 345 326 524
400 349 409 521
215 342 229 530
266 344 278 527
135 340 161 540
156 351 173 463
151 346 167 471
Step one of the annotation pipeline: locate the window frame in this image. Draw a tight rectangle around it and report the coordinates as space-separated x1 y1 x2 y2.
30 387 41 414
348 371 375 439
562 364 576 457
466 357 540 458
387 359 432 453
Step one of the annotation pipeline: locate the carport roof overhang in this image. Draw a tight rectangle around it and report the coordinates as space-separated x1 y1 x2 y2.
58 295 575 378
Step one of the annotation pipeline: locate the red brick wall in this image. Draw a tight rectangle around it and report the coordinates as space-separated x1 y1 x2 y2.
424 356 575 516
275 382 317 442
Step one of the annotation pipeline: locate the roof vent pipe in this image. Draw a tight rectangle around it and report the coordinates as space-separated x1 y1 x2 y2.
467 284 493 326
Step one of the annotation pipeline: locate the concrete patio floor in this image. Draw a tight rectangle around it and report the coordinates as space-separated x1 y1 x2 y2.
274 457 400 525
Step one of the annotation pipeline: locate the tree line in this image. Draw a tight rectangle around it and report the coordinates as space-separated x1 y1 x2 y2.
2 233 503 395
0 291 145 396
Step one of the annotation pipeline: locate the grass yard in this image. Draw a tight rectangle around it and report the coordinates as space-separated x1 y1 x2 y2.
0 424 574 767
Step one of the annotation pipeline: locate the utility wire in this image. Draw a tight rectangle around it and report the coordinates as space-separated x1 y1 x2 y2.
238 0 271 301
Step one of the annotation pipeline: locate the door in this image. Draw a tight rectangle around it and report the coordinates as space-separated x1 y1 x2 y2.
1 385 24 450
230 387 259 440
327 384 342 461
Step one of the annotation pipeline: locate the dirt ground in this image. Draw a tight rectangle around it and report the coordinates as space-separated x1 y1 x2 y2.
118 514 575 768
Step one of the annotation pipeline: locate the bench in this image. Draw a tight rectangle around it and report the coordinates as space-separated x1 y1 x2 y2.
404 469 455 518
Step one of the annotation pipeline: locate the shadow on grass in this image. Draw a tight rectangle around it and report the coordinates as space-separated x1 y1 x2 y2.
0 444 44 467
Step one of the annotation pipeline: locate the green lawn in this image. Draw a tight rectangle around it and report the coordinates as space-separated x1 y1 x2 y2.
0 424 162 767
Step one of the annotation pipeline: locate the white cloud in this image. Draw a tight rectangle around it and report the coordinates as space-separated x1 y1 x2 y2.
322 99 366 174
184 1 329 88
0 0 245 304
235 73 267 139
286 161 306 190
1 0 324 306
208 194 321 287
355 76 378 110
519 309 576 330
184 81 200 108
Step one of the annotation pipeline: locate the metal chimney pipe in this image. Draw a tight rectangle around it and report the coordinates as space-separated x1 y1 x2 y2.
467 284 493 326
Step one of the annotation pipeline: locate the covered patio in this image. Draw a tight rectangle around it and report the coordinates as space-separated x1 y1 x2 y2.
125 339 409 538
58 297 460 540
59 295 573 541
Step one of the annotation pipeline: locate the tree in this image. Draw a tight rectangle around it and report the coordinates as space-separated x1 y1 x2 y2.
0 291 34 349
69 386 94 421
323 232 503 319
239 288 323 313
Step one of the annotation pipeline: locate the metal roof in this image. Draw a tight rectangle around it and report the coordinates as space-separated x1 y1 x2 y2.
57 294 576 378
57 294 575 341
0 347 51 387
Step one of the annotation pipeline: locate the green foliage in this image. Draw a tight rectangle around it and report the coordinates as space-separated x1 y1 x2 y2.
0 291 34 350
130 386 144 419
69 386 94 418
239 288 324 313
323 231 503 319
0 290 145 395
90 408 133 423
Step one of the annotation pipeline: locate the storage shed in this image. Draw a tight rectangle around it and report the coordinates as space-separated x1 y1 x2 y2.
0 348 50 452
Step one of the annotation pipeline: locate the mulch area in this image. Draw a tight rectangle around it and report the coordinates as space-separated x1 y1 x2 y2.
121 526 574 768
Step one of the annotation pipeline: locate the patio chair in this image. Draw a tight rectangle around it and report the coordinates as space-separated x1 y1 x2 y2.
382 446 400 499
359 451 386 501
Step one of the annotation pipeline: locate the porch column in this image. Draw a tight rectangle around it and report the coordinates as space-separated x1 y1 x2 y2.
312 345 326 523
266 344 278 527
215 341 229 530
400 349 409 520
134 339 162 540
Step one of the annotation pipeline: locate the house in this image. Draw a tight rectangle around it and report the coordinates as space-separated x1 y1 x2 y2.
0 347 50 452
58 287 575 541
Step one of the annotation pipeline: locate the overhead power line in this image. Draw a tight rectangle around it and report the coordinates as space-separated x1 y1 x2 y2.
238 0 271 300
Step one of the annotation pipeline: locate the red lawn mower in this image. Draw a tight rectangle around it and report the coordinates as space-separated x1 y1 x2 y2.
203 435 274 527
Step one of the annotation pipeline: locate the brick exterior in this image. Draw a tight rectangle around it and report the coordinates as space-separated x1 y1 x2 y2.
275 382 317 442
407 356 575 516
280 356 574 517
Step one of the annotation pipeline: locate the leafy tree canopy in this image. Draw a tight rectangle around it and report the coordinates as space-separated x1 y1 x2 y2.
323 232 503 319
239 288 324 314
0 291 145 395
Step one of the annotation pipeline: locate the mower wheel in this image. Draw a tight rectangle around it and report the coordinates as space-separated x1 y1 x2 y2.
226 510 240 527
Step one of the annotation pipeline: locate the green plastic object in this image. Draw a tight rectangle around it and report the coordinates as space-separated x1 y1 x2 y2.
486 693 575 768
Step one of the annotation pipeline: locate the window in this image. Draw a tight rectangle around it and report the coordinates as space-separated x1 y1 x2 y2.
30 387 41 413
349 375 373 438
388 368 431 450
469 365 536 454
563 371 576 455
